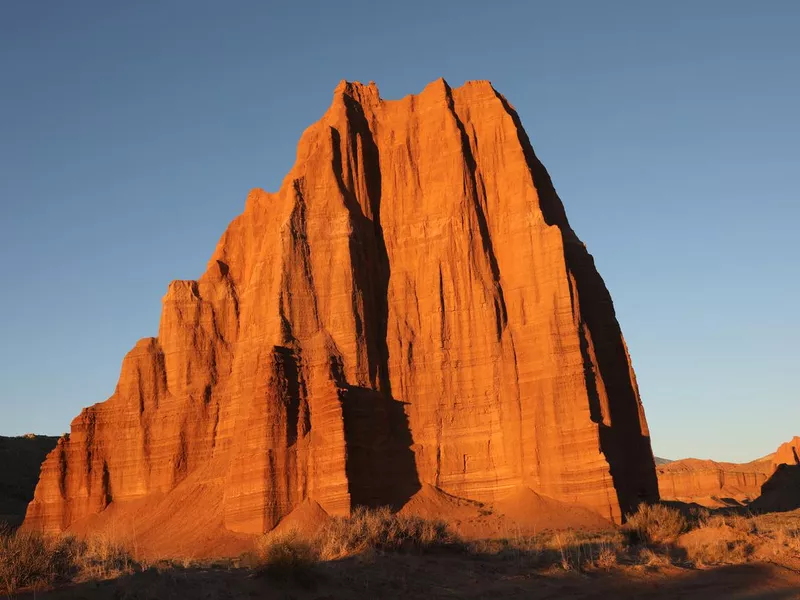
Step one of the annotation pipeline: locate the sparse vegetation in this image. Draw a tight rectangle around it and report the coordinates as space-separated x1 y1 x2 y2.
4 506 800 595
250 507 456 585
0 526 135 595
316 506 455 559
623 502 687 545
466 504 800 573
466 529 626 572
678 509 800 566
0 528 71 594
594 543 619 570
253 531 318 586
637 546 673 567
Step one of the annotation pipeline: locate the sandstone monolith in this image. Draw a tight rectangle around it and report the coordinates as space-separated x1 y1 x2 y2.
24 80 658 551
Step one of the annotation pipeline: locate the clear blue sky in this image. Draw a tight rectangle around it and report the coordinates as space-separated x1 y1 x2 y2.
1 1 797 462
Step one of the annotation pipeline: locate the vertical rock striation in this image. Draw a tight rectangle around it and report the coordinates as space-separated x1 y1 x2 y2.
24 79 658 540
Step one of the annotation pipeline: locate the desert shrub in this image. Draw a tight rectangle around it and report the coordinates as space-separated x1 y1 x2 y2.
550 532 626 572
317 507 455 560
677 512 762 566
254 531 318 586
637 546 672 567
685 537 752 566
75 534 135 579
623 503 687 546
0 530 73 594
550 531 579 571
700 513 757 535
594 543 619 570
0 529 135 594
773 524 800 554
249 507 457 585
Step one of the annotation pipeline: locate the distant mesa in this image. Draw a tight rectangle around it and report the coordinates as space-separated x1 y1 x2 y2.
656 436 800 508
21 79 658 556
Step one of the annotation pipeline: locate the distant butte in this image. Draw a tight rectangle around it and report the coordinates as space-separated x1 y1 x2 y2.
23 79 659 556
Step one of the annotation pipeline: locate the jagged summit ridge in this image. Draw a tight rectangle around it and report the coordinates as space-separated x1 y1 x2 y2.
24 79 658 550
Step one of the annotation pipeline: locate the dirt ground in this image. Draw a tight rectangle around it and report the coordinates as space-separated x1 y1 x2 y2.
19 550 800 600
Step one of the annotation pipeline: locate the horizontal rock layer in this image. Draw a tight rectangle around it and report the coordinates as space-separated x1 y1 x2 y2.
657 437 800 507
24 79 658 538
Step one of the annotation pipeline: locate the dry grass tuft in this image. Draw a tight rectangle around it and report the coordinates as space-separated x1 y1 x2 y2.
467 529 625 572
0 529 72 594
594 543 619 570
623 503 687 546
677 509 800 566
684 536 752 566
492 505 792 571
550 531 618 571
774 526 800 555
701 513 757 534
637 546 672 567
316 506 455 560
250 507 457 585
0 527 134 595
254 531 318 586
75 533 135 579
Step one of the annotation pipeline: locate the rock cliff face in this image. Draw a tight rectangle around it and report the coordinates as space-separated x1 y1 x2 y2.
657 459 772 507
772 437 800 468
24 79 657 540
657 437 800 507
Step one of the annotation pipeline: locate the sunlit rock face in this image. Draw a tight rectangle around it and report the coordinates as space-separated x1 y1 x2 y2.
24 79 658 539
657 437 800 507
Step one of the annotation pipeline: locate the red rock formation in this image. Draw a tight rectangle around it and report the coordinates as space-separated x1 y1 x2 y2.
657 437 800 507
771 436 800 469
657 459 772 507
24 79 657 547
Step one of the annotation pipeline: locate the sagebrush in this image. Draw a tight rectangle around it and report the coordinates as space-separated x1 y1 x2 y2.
316 506 454 559
623 502 687 545
0 527 134 595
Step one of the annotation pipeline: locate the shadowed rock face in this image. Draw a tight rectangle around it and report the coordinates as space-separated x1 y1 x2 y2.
751 461 800 513
23 79 657 537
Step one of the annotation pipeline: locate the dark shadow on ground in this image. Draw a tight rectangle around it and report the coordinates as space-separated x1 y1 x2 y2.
20 549 800 600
